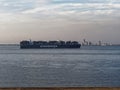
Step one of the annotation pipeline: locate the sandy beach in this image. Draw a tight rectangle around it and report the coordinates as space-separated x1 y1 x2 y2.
0 88 120 90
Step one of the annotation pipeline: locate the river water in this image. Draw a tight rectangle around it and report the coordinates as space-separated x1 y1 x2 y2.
0 45 120 87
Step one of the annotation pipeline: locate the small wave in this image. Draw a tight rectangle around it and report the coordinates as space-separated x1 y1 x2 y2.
0 52 120 55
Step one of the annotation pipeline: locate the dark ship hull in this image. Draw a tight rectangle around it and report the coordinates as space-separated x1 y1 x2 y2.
20 45 81 49
20 40 81 49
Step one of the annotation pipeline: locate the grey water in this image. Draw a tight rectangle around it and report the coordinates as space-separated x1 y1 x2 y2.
0 45 120 87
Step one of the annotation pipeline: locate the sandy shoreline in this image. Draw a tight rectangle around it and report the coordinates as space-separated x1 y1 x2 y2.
0 87 120 90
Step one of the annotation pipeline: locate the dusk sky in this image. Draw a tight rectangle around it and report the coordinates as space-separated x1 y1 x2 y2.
0 0 120 44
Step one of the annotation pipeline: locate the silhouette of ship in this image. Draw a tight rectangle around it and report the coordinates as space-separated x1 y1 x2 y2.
20 40 81 49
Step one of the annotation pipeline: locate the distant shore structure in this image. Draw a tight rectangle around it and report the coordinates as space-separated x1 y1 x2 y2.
20 40 81 49
82 39 113 46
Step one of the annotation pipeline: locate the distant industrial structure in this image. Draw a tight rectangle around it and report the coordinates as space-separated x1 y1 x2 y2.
82 39 112 46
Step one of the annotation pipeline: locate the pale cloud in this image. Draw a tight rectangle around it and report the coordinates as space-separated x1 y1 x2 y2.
0 0 120 22
21 3 120 21
0 0 120 43
0 0 50 13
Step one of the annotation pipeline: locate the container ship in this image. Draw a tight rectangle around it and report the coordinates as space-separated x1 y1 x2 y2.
20 40 81 49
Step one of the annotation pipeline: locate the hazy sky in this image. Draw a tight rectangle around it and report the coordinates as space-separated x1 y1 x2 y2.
0 0 120 44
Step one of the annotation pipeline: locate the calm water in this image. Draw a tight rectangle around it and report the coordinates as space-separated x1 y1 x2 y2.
0 45 120 87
